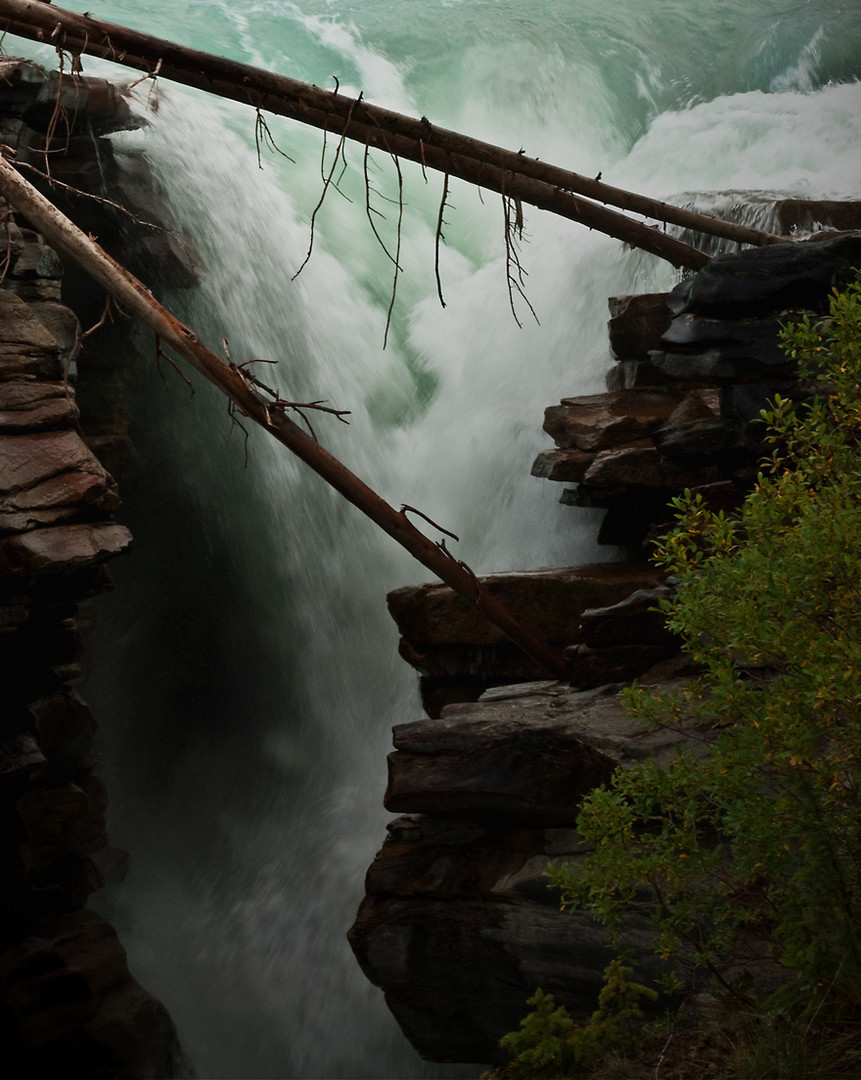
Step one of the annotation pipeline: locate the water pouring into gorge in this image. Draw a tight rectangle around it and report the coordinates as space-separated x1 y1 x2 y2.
3 1 861 1076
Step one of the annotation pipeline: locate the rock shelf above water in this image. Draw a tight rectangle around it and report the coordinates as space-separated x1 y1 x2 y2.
354 221 861 1066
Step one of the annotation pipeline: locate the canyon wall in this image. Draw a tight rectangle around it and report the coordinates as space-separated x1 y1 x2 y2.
349 227 861 1064
0 59 184 1078
2 55 861 1076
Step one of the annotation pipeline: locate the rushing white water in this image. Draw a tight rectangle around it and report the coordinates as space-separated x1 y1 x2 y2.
12 1 861 1076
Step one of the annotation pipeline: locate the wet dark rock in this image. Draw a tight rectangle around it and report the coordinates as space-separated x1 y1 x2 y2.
0 911 182 1079
582 444 723 489
389 563 667 649
575 586 675 648
0 522 132 575
772 199 861 235
543 388 680 451
350 679 700 1062
608 292 674 361
389 564 668 713
667 232 861 318
530 446 594 482
386 681 699 823
534 233 861 545
0 61 184 1074
0 379 79 432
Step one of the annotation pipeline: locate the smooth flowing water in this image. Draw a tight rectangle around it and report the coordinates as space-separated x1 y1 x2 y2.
13 1 861 1076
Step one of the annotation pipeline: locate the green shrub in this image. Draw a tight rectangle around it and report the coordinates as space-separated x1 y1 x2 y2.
487 962 658 1080
495 277 861 1077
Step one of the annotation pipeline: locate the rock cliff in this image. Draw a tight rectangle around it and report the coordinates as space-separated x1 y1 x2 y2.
0 59 184 1077
3 53 861 1076
349 226 861 1064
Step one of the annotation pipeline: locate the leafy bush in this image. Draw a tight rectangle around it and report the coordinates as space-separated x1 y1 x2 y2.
495 277 861 1077
487 962 657 1080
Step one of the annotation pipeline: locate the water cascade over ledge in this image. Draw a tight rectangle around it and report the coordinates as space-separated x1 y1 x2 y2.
2 1 860 1076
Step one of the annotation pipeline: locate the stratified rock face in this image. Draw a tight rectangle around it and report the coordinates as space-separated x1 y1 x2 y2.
388 564 674 716
349 678 700 1063
0 63 184 1076
1 910 182 1079
355 230 861 1067
385 678 697 822
543 231 861 548
0 282 131 569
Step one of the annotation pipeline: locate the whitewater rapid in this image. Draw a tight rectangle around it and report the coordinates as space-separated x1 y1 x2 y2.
9 1 860 1075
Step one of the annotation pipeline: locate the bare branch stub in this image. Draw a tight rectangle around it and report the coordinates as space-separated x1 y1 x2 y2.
127 54 161 91
226 352 351 442
400 504 459 542
154 334 195 394
66 289 115 392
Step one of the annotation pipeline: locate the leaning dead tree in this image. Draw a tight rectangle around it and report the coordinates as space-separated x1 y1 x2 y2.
0 152 574 682
0 0 786 271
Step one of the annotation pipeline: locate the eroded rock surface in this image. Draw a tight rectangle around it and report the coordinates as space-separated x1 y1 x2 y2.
0 61 183 1078
350 677 700 1063
540 231 861 547
389 564 672 715
355 227 861 1066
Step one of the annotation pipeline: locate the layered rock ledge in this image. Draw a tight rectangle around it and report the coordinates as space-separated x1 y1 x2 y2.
351 222 861 1065
349 671 703 1063
0 61 183 1077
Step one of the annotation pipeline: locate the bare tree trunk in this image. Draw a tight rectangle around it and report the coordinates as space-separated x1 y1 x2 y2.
0 0 785 270
0 151 574 682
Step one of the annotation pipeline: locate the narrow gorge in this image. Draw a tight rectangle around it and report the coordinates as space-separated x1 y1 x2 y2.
0 22 859 1078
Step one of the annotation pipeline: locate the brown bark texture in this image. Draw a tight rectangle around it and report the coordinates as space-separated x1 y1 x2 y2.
0 0 787 270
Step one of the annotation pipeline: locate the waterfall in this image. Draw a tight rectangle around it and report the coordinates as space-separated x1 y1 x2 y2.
12 1 861 1076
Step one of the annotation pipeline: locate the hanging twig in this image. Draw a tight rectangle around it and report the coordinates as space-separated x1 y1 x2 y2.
43 53 74 174
383 152 403 349
362 142 400 269
253 106 296 169
292 95 361 279
502 191 539 328
434 171 449 309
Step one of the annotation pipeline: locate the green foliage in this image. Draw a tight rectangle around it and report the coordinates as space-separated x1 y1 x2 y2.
486 963 658 1080
553 277 861 1003
494 277 861 1078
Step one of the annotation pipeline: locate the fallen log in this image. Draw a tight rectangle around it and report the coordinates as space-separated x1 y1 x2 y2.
0 0 785 269
0 150 574 682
